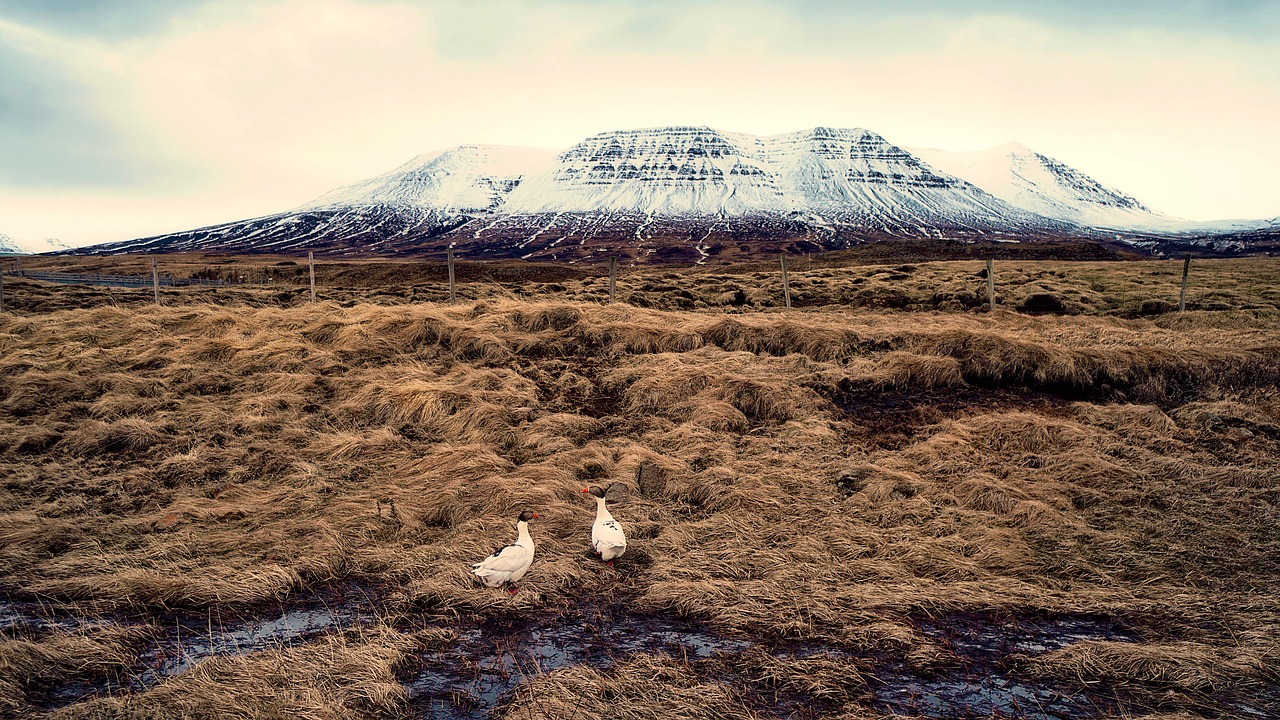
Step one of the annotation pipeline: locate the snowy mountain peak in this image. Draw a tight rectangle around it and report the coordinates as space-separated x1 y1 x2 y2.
299 144 559 214
988 141 1035 155
910 143 1170 230
499 125 986 218
0 234 20 254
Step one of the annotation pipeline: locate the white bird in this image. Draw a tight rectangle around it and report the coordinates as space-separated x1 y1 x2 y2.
471 510 538 593
583 483 627 563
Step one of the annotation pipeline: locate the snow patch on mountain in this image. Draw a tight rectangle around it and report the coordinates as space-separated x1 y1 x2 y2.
500 126 1053 232
910 143 1171 230
501 127 794 216
0 234 20 254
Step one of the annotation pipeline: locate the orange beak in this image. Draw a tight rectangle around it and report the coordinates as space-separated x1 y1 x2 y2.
581 488 590 493
533 513 540 518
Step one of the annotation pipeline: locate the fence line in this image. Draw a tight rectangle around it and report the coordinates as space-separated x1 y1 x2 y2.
12 271 244 288
0 252 1216 313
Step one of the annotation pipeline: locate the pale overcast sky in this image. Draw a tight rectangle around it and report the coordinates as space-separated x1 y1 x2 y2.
1 0 1278 246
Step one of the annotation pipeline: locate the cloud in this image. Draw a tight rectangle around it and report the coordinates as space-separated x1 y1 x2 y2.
0 0 209 38
0 20 205 188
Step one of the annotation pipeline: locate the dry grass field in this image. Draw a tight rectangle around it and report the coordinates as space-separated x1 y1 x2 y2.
0 256 1277 719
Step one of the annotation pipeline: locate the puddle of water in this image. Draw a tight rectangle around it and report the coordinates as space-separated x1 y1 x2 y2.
130 589 383 688
0 598 104 635
1228 695 1278 719
403 605 750 719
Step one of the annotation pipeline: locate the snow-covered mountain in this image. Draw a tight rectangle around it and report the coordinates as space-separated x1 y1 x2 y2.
0 234 20 254
910 143 1172 230
76 126 1275 262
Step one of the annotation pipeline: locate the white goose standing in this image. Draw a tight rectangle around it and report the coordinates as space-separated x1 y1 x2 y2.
471 510 538 593
583 483 627 563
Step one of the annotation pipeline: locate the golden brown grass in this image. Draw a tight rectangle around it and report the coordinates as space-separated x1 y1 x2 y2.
52 626 418 720
0 624 152 715
1 272 1277 717
1026 636 1277 692
504 651 880 720
502 654 763 720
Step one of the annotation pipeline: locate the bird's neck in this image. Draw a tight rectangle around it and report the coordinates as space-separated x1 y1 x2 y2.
594 497 614 522
516 520 533 545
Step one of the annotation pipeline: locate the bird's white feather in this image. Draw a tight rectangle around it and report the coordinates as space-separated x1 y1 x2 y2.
591 499 627 561
471 520 535 587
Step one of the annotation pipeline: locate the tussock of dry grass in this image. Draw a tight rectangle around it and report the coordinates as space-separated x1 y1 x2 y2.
1025 630 1279 693
606 348 823 428
53 626 416 720
0 624 152 714
726 647 871 704
504 650 884 720
503 654 763 720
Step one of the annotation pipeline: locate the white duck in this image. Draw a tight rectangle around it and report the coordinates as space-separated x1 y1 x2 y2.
583 483 627 563
471 510 538 593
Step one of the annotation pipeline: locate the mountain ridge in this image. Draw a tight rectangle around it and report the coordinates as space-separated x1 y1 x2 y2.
72 125 1277 262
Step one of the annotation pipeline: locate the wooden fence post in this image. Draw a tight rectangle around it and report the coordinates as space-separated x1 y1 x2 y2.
780 252 791 309
308 251 316 303
1179 254 1191 312
608 256 618 303
986 259 996 312
0 264 5 312
447 249 456 304
152 257 160 305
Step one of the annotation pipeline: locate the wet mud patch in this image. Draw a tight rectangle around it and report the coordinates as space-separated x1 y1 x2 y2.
403 609 1161 720
833 385 1071 449
6 590 1265 720
403 603 750 718
3 583 385 710
0 597 105 636
872 613 1140 719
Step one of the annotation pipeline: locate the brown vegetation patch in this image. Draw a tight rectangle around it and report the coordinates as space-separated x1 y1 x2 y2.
0 274 1276 718
54 627 415 720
